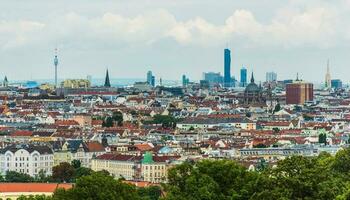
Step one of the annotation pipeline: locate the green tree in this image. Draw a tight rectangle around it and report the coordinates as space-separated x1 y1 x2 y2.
52 162 75 183
74 167 93 180
71 160 81 169
137 186 162 200
5 171 33 182
17 195 52 200
102 116 114 127
52 172 141 200
112 111 124 126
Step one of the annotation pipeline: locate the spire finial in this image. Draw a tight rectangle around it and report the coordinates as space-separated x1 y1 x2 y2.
251 72 255 83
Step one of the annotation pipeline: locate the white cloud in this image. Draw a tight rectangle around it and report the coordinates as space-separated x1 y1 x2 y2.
0 1 348 50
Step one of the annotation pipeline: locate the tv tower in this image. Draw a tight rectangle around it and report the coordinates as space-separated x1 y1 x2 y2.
54 48 59 88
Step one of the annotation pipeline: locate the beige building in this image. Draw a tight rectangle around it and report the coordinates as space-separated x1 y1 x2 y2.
91 152 180 183
61 79 91 88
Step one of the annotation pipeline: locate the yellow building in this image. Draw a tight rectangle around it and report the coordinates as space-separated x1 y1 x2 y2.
61 79 91 88
91 152 180 183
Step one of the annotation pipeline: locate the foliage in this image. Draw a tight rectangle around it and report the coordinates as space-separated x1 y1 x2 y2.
17 195 52 200
150 114 178 128
51 172 142 200
71 160 81 169
5 171 33 182
112 111 124 126
319 133 327 145
52 162 75 183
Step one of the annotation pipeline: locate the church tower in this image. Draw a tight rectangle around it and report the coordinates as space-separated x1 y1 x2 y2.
104 69 111 87
325 59 331 89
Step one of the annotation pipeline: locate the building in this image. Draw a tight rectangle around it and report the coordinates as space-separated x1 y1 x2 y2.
182 75 189 87
244 73 264 105
325 60 331 89
91 152 180 183
3 76 8 88
331 79 342 89
147 71 155 87
240 67 247 87
0 183 72 199
53 140 106 168
53 48 59 88
176 117 256 130
266 72 277 82
224 48 231 87
0 144 53 177
61 79 91 88
203 72 222 86
286 81 314 105
104 69 111 87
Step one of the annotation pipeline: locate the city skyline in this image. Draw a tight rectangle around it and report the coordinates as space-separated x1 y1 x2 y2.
0 0 349 83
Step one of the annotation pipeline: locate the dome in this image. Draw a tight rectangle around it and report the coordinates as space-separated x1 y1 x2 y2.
245 82 260 92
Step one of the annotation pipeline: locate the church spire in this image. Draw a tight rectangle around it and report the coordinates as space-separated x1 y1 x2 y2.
104 69 111 87
250 72 255 83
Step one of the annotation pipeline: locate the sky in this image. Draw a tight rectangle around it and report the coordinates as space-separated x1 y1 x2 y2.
0 0 350 83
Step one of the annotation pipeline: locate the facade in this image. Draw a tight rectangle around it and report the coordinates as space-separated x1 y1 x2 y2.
224 48 231 87
266 72 277 82
331 79 342 89
177 118 256 130
244 73 264 105
240 67 247 87
91 153 180 183
286 81 314 104
203 72 223 85
0 144 53 177
182 75 189 87
53 140 106 168
61 79 91 88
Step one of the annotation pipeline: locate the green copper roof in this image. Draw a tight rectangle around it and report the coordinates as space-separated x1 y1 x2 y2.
142 152 154 164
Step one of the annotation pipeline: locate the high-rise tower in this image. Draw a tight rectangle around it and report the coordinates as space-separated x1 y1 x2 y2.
224 48 231 87
54 48 59 88
104 69 111 87
325 59 331 88
240 67 247 87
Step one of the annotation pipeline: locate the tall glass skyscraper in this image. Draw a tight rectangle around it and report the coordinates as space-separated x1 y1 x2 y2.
240 67 247 87
224 48 231 87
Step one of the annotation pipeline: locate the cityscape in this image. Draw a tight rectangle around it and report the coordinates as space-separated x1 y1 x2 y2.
1 1 350 200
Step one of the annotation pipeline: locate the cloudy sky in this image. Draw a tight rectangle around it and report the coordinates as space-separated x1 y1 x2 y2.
0 0 349 83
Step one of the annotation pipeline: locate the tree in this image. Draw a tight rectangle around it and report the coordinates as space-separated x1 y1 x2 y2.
273 103 281 113
74 167 93 180
102 116 114 127
5 171 33 182
137 186 162 200
52 172 141 200
17 195 52 200
52 162 75 183
152 115 177 128
112 111 124 126
71 160 81 169
164 160 263 200
319 133 327 145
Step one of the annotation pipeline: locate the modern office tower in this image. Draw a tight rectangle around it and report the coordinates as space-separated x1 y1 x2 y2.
182 75 190 87
104 69 111 87
331 79 342 89
53 48 59 88
325 60 331 88
203 72 223 85
240 67 247 87
224 48 231 87
151 76 155 87
147 70 152 84
266 71 277 82
286 80 314 105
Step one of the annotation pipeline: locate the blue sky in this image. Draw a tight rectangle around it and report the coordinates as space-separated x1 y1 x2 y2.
0 0 349 83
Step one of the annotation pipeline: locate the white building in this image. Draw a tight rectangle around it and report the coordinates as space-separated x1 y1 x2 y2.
0 144 54 177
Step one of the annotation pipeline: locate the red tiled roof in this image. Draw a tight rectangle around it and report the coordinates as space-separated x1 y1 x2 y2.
11 130 33 137
0 183 72 193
